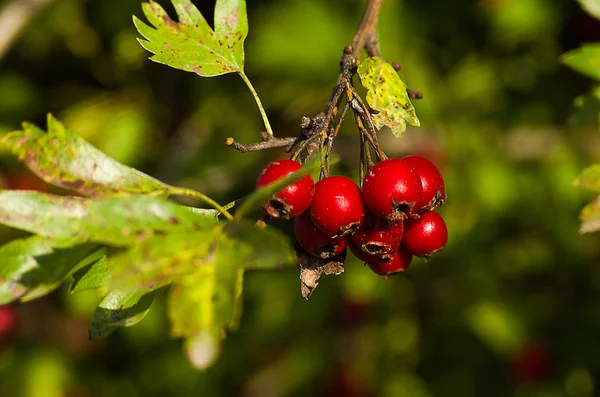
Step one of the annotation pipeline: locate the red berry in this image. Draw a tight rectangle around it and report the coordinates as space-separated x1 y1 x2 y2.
367 249 413 277
0 306 17 338
351 213 403 258
310 176 364 236
362 159 423 220
510 341 552 384
401 155 446 212
402 211 448 257
256 160 314 219
294 211 346 258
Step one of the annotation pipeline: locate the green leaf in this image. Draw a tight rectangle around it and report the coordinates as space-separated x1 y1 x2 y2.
0 191 216 246
134 0 248 77
578 0 600 21
107 229 222 291
580 196 600 233
562 44 600 81
0 114 168 196
0 237 56 304
357 57 420 137
70 249 109 293
0 237 98 304
574 164 600 192
89 289 155 340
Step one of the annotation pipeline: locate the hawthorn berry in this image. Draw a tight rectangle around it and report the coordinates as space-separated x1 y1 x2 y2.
362 159 423 220
402 210 448 257
310 176 364 236
294 211 346 258
351 213 403 258
256 159 314 219
0 306 16 339
401 155 445 212
367 248 413 277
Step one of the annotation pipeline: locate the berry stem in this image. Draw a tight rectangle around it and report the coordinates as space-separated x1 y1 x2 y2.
239 71 274 137
168 187 234 220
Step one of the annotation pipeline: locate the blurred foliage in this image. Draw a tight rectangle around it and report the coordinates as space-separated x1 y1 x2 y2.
0 0 600 396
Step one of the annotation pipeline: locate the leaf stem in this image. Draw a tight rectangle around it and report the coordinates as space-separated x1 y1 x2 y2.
168 187 234 220
239 71 274 137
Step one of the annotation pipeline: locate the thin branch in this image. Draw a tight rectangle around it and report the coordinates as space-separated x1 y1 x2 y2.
350 0 383 60
225 136 298 153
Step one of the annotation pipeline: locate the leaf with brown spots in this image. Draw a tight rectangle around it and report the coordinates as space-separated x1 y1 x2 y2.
357 57 420 137
134 0 248 77
0 191 217 246
0 114 168 196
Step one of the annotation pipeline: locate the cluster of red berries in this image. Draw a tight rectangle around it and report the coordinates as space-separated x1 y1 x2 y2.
256 155 448 277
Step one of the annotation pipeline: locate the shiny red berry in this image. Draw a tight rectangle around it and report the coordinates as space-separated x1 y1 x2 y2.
256 160 314 219
294 211 347 258
310 176 364 236
402 211 448 257
362 159 423 220
401 155 446 212
367 248 413 277
351 213 403 258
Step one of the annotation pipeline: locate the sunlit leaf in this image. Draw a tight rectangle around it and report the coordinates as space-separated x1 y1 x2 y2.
574 164 600 192
107 229 222 291
562 44 600 81
0 237 97 304
134 0 247 76
580 196 600 233
89 289 155 340
578 0 600 21
0 114 167 196
0 191 216 246
70 249 109 293
357 57 420 137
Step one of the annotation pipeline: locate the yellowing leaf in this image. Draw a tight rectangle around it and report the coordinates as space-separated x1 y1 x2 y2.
134 0 248 76
357 57 420 137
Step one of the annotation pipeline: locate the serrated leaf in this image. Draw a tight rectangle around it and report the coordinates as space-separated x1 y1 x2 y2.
89 289 155 340
578 0 600 21
0 237 97 304
0 191 216 246
580 196 600 233
562 44 600 81
357 57 420 137
0 114 168 196
107 229 222 291
574 164 600 192
70 249 109 293
134 0 247 77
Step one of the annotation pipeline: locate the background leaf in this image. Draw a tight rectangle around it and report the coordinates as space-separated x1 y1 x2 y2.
89 289 155 340
357 57 420 137
561 44 600 81
0 114 168 196
0 191 216 246
579 196 600 233
574 164 600 192
134 0 247 76
578 0 600 21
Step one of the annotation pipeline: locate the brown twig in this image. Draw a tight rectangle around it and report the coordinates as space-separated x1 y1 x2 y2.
350 0 383 60
225 135 298 153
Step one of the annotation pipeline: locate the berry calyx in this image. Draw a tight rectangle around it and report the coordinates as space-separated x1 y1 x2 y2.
351 213 403 258
401 155 446 212
294 211 347 258
402 210 448 257
256 159 315 219
362 159 423 220
367 248 413 277
310 176 365 236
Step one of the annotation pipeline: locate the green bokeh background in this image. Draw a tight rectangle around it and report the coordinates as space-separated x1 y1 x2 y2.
1 0 599 396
